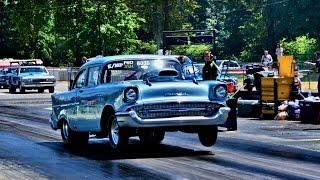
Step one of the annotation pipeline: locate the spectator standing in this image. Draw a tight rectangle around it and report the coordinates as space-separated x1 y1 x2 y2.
261 50 273 67
275 43 284 57
275 43 284 62
202 51 218 80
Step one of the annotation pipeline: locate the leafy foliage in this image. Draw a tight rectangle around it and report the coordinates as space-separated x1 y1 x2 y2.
281 35 317 62
172 45 211 62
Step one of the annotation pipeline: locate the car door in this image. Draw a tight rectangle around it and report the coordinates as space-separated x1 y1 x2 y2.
68 69 87 131
77 65 101 132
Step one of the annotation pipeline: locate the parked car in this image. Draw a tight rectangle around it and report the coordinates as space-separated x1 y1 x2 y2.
8 66 56 93
0 69 6 88
50 55 230 149
0 67 18 89
216 60 244 74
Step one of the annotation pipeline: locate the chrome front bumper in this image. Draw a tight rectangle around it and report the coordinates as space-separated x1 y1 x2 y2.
116 107 230 128
22 82 55 88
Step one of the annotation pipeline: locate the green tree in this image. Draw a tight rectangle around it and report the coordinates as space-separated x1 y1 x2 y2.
11 0 52 63
281 35 317 62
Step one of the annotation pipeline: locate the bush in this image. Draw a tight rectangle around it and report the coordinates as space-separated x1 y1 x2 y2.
281 35 317 62
171 44 212 62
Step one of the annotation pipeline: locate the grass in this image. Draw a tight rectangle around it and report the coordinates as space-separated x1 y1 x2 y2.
301 81 317 91
236 78 318 92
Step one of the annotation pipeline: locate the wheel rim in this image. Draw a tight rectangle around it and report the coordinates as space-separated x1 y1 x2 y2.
110 117 119 145
62 121 69 139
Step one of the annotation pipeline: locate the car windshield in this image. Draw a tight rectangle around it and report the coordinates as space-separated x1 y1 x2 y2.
5 68 17 74
216 60 223 67
20 67 47 74
104 59 182 83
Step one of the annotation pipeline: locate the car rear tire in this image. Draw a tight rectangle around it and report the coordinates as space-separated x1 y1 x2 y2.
108 114 128 150
61 120 89 146
139 130 165 145
38 88 44 93
198 125 218 147
49 87 55 93
9 86 16 93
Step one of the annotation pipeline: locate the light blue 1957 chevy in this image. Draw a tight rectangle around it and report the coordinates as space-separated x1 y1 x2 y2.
50 55 230 149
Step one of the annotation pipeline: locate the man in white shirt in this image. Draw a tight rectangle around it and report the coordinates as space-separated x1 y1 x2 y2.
275 43 284 60
261 50 273 67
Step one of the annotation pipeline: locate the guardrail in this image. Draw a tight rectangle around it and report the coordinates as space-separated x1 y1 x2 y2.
47 67 79 81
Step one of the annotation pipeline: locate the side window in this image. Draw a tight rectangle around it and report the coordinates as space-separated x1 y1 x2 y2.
74 70 87 89
87 66 100 87
230 62 238 67
222 62 227 69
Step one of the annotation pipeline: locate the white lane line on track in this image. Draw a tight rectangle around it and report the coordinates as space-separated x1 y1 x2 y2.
44 107 52 111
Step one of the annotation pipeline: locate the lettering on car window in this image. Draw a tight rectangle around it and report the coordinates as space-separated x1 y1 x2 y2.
108 63 123 69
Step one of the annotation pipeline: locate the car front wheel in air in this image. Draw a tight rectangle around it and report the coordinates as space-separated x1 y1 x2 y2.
198 125 218 147
61 120 88 146
108 114 128 150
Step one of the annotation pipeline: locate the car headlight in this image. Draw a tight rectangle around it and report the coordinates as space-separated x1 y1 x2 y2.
22 78 31 83
214 85 227 98
124 88 138 103
47 78 56 82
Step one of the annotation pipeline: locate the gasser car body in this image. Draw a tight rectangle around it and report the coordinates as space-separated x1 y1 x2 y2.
50 55 230 149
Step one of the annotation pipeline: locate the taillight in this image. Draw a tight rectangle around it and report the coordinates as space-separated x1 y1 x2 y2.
226 82 235 93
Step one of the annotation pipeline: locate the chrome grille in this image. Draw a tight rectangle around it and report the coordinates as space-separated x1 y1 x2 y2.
133 102 219 119
32 78 48 83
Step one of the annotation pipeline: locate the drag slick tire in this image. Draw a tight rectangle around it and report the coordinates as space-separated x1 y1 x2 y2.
38 88 44 93
61 120 88 146
108 114 129 150
139 129 165 145
49 87 55 93
9 86 16 93
198 125 218 147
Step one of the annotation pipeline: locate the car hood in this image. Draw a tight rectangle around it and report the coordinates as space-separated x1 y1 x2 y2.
127 80 220 103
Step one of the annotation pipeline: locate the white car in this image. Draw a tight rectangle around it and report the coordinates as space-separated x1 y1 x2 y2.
216 60 243 74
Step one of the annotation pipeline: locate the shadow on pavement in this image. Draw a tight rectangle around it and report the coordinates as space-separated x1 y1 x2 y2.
39 139 212 160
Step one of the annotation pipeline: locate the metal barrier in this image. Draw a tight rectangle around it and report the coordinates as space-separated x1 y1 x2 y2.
47 67 79 81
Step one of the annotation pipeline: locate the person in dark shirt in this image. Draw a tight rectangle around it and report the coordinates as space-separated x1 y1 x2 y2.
202 51 218 80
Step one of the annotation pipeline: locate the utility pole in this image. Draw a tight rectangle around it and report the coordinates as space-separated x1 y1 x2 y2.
266 0 276 55
162 0 169 55
212 12 218 58
0 1 4 52
97 0 102 55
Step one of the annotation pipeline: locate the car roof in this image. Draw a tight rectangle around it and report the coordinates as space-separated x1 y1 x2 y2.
19 66 45 68
82 54 179 69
